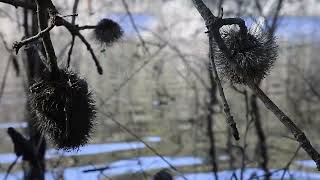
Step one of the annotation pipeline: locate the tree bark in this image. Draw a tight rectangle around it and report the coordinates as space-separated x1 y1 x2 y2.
206 63 218 179
22 1 47 179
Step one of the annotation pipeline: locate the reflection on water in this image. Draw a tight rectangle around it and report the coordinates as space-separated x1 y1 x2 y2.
142 136 161 142
295 160 317 168
0 156 203 180
66 156 203 179
2 161 320 180
0 153 16 164
0 136 161 164
176 168 320 180
0 122 27 129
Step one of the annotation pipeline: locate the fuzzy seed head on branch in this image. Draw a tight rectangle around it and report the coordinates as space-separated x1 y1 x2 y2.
94 19 123 46
214 27 278 84
29 69 96 150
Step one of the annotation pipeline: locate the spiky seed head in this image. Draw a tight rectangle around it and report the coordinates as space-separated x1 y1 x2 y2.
29 69 96 150
94 18 123 46
214 27 278 84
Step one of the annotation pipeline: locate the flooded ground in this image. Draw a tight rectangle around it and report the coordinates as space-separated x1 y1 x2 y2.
0 3 320 179
0 120 319 180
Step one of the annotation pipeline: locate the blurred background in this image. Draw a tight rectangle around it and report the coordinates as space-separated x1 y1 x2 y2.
0 0 320 179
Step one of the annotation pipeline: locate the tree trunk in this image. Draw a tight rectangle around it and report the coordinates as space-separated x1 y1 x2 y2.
22 1 47 179
207 64 218 179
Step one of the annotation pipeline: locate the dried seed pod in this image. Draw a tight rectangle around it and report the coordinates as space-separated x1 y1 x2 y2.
214 27 278 84
29 69 95 150
94 18 123 46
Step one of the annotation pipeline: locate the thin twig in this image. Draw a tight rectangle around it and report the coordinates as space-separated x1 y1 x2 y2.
71 0 79 25
280 145 301 180
240 90 253 180
191 0 320 170
13 22 55 54
98 110 188 180
0 32 11 52
0 58 11 104
78 25 96 30
67 0 80 67
33 42 51 70
62 13 78 18
76 32 103 74
99 45 166 107
268 0 284 36
290 65 320 101
191 0 241 140
208 32 240 140
35 0 58 75
57 40 73 59
251 1 283 178
140 26 210 90
247 82 320 169
67 36 75 67
121 0 150 55
4 156 20 180
251 94 270 179
58 18 103 74
0 0 36 10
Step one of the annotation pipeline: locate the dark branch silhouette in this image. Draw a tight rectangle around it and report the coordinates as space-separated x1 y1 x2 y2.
191 0 320 171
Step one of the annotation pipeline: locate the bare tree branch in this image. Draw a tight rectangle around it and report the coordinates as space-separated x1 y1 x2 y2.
99 45 165 107
67 0 80 67
0 0 36 10
57 18 103 74
34 0 58 74
121 0 150 54
141 27 210 90
192 0 241 140
208 32 240 140
251 94 270 178
3 0 103 74
98 110 188 180
13 21 55 54
280 145 301 180
191 0 320 170
4 156 20 180
269 0 284 35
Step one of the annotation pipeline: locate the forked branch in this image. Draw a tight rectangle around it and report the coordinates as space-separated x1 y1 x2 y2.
13 20 55 54
34 0 58 75
4 0 103 75
191 0 320 170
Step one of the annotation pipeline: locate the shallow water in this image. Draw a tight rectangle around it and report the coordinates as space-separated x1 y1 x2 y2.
176 168 320 180
0 156 203 180
0 122 27 129
295 160 317 168
0 136 161 164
